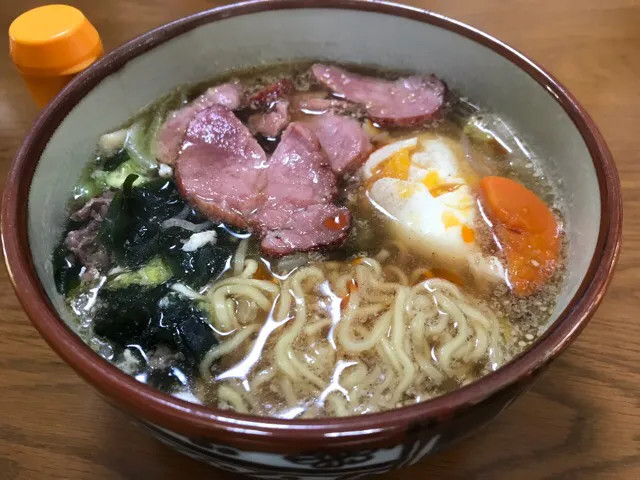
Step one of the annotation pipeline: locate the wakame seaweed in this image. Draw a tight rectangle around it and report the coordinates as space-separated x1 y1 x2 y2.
146 369 187 392
93 287 217 390
159 226 235 288
147 293 218 363
170 242 234 288
98 174 237 286
143 294 218 392
101 148 130 172
93 283 168 345
99 175 186 269
93 286 217 358
52 244 83 295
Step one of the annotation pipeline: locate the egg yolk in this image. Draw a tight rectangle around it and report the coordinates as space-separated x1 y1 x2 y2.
367 147 412 189
422 171 441 189
421 170 463 198
461 225 475 243
442 211 461 228
430 183 463 198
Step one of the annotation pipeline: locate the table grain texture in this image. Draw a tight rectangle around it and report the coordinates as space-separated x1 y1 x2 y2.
0 1 637 479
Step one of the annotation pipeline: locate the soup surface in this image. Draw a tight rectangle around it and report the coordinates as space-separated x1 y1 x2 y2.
53 62 566 418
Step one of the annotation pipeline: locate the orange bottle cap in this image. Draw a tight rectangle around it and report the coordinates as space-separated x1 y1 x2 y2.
9 5 103 76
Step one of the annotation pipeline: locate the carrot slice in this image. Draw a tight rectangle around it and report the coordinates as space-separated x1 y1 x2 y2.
479 176 560 296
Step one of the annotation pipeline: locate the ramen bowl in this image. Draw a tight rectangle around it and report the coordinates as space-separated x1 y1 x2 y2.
1 1 621 478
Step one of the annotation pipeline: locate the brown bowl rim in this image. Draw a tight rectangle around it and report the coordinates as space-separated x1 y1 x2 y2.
1 0 622 451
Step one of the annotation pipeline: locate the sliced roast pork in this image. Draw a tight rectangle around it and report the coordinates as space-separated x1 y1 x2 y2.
311 64 446 127
262 123 337 207
175 106 350 255
246 79 296 137
174 105 267 228
249 79 294 108
248 100 290 138
261 204 350 256
290 91 352 115
156 82 244 165
257 123 350 255
304 113 372 175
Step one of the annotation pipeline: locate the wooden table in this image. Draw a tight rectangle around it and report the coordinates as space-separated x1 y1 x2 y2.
0 1 637 478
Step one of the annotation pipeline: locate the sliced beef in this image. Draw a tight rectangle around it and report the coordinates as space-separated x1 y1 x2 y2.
248 100 290 138
65 222 111 273
175 105 267 228
156 82 244 165
175 107 350 255
249 79 294 108
311 64 446 127
304 113 372 175
64 192 114 277
70 191 114 222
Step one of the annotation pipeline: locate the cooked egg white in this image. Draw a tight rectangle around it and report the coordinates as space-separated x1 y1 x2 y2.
362 134 505 289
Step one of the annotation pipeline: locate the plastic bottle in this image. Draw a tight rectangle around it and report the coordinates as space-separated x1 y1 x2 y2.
9 5 103 108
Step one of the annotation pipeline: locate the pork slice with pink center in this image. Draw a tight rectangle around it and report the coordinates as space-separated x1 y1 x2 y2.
304 113 372 175
156 82 244 165
175 104 267 229
257 123 350 255
248 100 291 138
311 63 445 127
